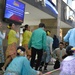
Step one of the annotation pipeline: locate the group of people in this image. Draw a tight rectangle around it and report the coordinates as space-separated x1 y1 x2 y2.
52 27 75 75
59 27 75 75
0 22 58 75
0 22 51 75
1 21 75 75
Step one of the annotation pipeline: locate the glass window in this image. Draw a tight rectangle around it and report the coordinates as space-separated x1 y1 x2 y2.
67 0 72 8
63 0 74 10
51 0 56 5
72 1 75 11
63 0 67 3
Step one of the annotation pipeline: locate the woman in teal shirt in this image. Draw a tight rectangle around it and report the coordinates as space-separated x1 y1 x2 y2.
4 46 42 75
39 30 53 71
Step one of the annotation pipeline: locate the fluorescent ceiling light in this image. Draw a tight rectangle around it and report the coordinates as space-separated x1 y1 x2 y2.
25 12 30 14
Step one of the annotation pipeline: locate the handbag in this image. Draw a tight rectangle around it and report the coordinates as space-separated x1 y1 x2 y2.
53 59 60 69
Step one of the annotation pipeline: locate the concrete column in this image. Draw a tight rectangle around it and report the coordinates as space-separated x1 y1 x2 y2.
57 0 61 41
0 0 4 21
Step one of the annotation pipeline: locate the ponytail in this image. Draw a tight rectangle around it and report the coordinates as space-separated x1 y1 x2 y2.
23 24 29 32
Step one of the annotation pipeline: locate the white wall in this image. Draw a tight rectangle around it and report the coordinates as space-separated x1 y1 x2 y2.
22 19 41 26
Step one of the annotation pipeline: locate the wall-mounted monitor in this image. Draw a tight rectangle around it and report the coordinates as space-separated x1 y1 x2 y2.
3 0 25 25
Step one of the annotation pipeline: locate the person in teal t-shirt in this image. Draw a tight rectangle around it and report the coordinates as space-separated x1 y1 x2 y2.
39 30 53 71
4 46 42 75
28 23 47 70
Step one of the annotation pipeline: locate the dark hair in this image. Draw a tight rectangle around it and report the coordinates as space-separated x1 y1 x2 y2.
62 46 74 59
53 35 57 38
39 23 45 28
17 46 25 56
7 23 13 29
59 42 64 45
62 54 68 59
66 46 74 55
23 24 29 32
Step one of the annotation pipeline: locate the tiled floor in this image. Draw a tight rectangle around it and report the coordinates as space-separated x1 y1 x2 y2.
43 65 60 75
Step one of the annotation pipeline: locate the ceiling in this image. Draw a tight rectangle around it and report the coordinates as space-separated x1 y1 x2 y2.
19 0 72 28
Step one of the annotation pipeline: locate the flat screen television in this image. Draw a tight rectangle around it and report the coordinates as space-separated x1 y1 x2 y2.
3 0 25 25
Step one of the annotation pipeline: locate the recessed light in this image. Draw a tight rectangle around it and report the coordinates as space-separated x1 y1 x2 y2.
25 12 30 14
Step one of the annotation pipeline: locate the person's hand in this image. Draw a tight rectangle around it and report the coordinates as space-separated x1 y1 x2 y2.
15 27 19 32
37 72 43 75
3 30 6 33
39 72 43 75
16 29 19 33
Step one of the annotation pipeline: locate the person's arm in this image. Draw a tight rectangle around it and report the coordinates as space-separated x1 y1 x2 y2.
64 29 71 42
28 31 32 38
15 32 19 38
0 31 6 39
50 43 53 54
28 33 33 49
22 57 41 75
52 49 57 59
42 32 47 51
50 38 53 54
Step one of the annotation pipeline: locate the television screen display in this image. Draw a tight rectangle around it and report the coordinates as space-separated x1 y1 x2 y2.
4 0 25 24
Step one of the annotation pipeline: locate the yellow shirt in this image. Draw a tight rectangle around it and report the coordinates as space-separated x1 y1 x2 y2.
8 30 18 44
22 30 32 45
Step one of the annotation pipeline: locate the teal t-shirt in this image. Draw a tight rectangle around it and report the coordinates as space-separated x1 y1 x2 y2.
28 28 47 51
5 56 37 75
46 36 53 51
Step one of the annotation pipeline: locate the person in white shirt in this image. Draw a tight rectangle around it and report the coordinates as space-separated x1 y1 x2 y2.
0 22 6 63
